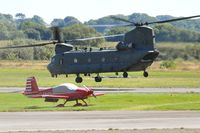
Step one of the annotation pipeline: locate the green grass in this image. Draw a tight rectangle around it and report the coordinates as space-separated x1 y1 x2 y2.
0 68 199 88
1 93 200 111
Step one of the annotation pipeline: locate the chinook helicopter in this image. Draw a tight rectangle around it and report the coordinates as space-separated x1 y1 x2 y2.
0 15 200 83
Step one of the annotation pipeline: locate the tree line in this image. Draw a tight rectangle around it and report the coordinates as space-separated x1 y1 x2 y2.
0 13 200 61
0 13 200 42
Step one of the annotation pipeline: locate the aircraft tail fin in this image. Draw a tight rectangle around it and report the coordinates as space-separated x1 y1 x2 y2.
24 77 39 94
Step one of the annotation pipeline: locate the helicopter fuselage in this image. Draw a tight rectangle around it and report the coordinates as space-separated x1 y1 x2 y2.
47 26 159 83
47 47 159 75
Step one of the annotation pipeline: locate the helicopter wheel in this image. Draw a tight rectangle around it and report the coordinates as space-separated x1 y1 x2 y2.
95 76 102 82
123 72 128 78
75 76 83 83
115 72 119 76
143 71 149 77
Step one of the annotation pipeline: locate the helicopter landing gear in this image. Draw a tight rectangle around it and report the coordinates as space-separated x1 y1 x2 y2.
51 74 57 78
143 71 149 77
84 73 91 76
123 72 128 78
75 74 83 83
95 74 102 82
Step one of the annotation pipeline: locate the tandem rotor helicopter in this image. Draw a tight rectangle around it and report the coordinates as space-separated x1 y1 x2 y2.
0 15 200 83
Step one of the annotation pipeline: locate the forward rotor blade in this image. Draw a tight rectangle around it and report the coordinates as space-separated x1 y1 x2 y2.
110 16 135 25
148 15 200 25
0 41 57 49
66 34 124 42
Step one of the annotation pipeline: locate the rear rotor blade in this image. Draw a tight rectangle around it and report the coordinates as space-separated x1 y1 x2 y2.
0 41 57 49
110 15 200 27
148 15 200 25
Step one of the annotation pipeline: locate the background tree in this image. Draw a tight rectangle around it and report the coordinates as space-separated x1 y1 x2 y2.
15 13 26 20
62 24 104 46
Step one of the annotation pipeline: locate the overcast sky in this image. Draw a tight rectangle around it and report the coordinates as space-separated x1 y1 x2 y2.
0 0 199 23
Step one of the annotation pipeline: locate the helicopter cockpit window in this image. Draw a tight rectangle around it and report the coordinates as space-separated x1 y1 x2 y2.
51 57 55 63
74 58 78 63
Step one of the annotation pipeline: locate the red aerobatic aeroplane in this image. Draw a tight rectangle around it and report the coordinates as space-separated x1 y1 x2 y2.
23 77 104 107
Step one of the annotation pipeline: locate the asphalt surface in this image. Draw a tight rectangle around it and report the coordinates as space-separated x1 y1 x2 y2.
0 87 200 93
1 111 200 132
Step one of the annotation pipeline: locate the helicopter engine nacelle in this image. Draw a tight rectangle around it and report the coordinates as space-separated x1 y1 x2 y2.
55 43 73 54
124 26 155 50
116 42 132 51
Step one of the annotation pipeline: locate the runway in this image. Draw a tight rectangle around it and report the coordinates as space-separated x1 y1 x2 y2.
1 111 200 132
0 87 200 93
1 88 200 132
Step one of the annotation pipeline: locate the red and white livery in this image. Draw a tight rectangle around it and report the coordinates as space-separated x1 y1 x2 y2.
23 77 103 107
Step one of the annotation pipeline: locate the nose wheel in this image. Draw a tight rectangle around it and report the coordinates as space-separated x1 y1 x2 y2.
75 74 83 83
95 74 102 82
143 71 148 77
95 76 102 82
123 72 128 78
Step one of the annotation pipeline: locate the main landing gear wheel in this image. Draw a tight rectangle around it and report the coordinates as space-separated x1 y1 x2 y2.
143 71 149 77
56 100 68 107
123 72 128 78
95 76 102 82
75 76 83 83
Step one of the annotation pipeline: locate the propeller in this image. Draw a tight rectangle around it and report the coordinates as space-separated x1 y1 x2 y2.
110 15 200 27
83 85 96 98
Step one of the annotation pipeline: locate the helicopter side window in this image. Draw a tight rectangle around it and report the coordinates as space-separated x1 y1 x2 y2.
101 57 105 62
74 58 78 63
88 58 91 63
51 57 55 63
132 43 135 48
59 58 64 65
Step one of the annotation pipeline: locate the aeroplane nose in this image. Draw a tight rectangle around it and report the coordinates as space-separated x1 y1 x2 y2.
89 90 93 95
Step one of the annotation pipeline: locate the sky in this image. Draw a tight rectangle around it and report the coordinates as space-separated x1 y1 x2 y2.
0 0 200 24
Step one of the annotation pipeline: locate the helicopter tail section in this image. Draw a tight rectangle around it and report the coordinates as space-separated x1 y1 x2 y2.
24 77 39 94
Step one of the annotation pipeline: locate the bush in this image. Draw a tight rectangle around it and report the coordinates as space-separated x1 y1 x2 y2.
160 60 176 69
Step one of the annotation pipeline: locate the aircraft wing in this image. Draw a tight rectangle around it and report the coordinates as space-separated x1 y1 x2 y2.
31 95 69 99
